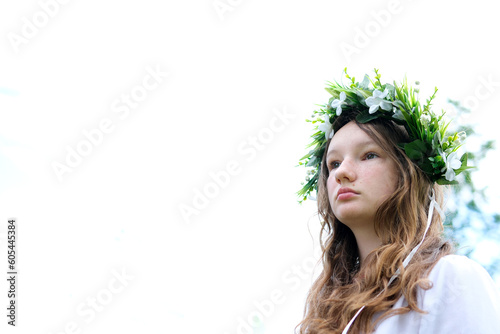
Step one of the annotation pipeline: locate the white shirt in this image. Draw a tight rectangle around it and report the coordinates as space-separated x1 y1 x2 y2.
373 255 500 334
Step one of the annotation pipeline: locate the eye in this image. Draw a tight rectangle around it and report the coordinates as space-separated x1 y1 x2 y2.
328 160 341 171
365 152 378 160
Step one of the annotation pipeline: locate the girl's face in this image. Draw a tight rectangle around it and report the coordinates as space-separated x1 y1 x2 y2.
326 121 398 228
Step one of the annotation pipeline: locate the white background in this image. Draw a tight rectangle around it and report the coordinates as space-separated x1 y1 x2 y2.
0 0 499 333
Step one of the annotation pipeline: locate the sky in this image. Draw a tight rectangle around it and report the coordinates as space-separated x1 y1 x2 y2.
0 1 499 333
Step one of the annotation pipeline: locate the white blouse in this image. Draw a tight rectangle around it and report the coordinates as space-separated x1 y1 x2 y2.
373 255 500 333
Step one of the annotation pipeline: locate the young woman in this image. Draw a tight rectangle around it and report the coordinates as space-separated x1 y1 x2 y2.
296 70 500 333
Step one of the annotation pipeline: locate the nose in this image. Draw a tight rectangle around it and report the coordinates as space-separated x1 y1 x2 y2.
334 159 356 184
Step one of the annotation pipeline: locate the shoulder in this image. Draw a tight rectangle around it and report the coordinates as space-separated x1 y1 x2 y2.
428 254 489 278
426 254 496 291
374 255 500 333
419 254 500 333
425 254 499 304
431 254 488 273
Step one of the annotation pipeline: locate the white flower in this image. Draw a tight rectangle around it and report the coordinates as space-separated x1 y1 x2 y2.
318 114 334 139
441 151 462 181
420 113 431 124
330 91 347 116
365 88 393 114
457 131 467 144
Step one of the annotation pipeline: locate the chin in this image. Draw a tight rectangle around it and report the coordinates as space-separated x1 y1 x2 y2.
334 212 374 229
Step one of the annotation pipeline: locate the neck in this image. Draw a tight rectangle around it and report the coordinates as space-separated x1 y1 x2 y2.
350 225 382 267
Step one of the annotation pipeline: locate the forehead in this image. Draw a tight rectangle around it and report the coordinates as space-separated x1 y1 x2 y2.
327 122 377 155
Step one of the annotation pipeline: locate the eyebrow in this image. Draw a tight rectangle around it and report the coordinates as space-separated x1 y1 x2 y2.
326 139 379 158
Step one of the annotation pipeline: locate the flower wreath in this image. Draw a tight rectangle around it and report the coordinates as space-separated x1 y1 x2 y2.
297 68 473 202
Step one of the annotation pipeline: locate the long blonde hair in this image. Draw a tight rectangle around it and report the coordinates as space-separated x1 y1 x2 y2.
296 109 453 333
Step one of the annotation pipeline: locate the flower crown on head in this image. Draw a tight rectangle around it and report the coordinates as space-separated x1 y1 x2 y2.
297 68 473 203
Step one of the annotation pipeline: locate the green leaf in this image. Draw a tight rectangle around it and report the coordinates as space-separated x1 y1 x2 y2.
355 89 371 102
453 153 476 174
325 88 340 97
356 111 379 123
404 140 427 160
467 200 480 212
359 75 370 89
436 178 459 185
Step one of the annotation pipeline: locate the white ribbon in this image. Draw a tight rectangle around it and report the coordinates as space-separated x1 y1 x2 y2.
342 189 443 334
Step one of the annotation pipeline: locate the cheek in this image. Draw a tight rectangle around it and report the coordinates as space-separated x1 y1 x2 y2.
361 164 397 195
376 167 399 197
326 173 336 193
359 167 379 185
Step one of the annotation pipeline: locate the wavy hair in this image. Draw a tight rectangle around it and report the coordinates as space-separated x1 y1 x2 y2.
296 108 453 333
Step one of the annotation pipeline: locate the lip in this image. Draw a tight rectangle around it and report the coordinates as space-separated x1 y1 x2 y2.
337 187 359 200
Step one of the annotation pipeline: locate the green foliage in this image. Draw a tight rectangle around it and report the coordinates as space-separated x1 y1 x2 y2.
444 99 500 277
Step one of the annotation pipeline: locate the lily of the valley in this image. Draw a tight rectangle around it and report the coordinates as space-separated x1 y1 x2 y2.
318 114 334 139
330 91 347 116
365 88 392 114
